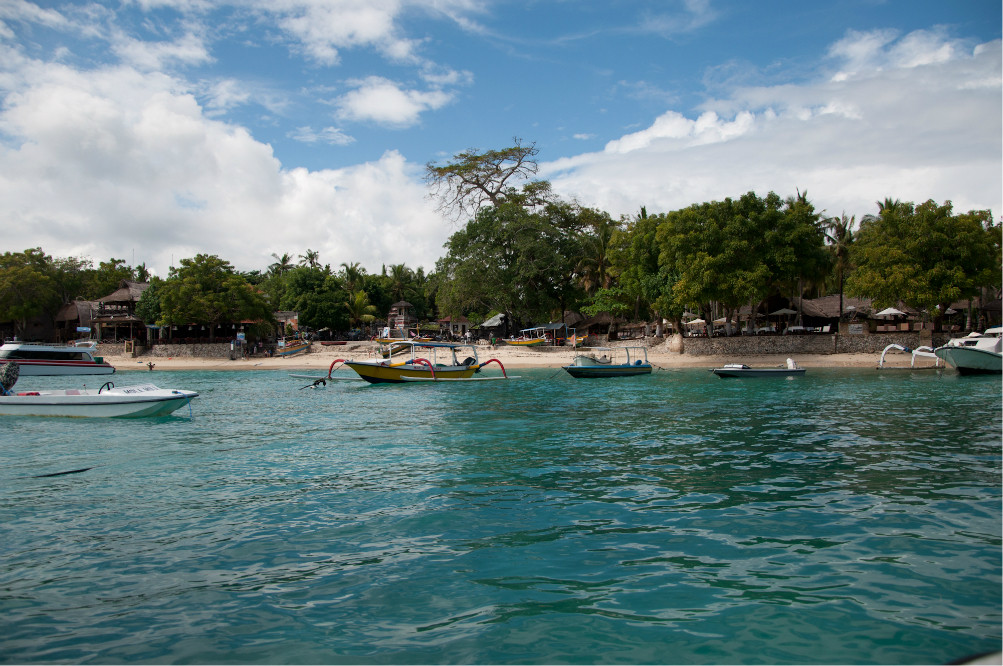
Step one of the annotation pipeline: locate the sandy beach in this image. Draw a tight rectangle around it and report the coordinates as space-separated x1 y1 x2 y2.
102 341 920 373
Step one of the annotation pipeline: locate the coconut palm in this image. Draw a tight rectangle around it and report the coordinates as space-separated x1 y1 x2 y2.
298 249 320 268
823 213 856 319
344 289 378 331
269 252 293 275
340 262 365 293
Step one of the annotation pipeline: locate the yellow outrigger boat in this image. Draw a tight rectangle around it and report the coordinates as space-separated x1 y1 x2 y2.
335 341 513 384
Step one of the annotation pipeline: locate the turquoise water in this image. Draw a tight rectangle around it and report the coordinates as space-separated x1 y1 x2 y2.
1 368 999 664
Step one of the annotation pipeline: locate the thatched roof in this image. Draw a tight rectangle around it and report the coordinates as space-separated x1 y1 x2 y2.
796 295 873 319
55 300 97 323
97 280 149 304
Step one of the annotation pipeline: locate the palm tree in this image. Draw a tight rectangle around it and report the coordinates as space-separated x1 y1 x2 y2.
576 213 617 295
340 262 365 293
298 249 320 268
387 263 412 302
344 289 378 333
823 213 856 319
269 252 293 275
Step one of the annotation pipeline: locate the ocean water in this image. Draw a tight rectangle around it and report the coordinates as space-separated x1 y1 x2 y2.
0 367 999 665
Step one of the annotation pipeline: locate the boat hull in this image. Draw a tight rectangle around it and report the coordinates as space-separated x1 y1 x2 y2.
0 386 198 418
564 364 652 378
345 361 479 384
11 360 116 376
712 368 806 378
503 338 545 347
933 347 1002 375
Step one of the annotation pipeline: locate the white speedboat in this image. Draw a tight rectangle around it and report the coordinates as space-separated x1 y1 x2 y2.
712 358 806 378
0 340 115 375
934 327 1002 375
0 381 198 418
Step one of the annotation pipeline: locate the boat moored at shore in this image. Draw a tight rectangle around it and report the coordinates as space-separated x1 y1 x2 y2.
934 327 1002 375
0 340 115 376
711 358 806 378
342 341 511 383
563 346 652 378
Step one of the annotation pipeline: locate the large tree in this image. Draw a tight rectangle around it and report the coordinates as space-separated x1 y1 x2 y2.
847 200 1000 320
434 200 579 329
0 249 59 337
159 254 273 342
425 139 548 222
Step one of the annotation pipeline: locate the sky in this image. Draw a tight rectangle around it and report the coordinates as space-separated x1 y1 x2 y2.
0 0 1000 279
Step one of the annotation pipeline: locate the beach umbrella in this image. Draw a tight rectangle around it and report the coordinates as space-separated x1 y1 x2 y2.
685 318 705 326
874 307 906 317
769 308 797 316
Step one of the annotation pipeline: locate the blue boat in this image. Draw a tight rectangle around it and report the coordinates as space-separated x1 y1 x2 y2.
563 346 652 378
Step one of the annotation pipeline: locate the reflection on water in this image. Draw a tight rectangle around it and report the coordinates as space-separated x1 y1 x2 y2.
0 368 999 664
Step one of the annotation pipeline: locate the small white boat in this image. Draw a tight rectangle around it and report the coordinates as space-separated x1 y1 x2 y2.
712 358 806 378
0 382 198 418
934 327 1002 375
0 361 196 418
0 340 115 376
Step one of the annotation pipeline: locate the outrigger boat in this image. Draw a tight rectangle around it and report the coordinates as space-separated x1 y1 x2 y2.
563 346 652 378
275 339 309 357
711 358 806 378
503 327 547 347
303 341 514 384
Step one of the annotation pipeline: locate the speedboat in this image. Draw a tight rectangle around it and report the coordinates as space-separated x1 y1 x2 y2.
934 327 1002 375
0 381 198 418
712 358 806 378
563 346 652 378
0 340 115 376
342 341 512 384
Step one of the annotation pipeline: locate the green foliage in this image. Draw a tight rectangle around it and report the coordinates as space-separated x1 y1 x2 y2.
0 249 58 336
159 254 273 341
280 267 348 332
847 200 1000 314
580 287 631 318
435 200 580 327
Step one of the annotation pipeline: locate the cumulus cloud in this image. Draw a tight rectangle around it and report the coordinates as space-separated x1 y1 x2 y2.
335 76 453 127
545 30 1002 222
0 57 446 276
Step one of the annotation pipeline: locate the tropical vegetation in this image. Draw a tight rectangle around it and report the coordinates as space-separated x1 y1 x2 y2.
1 142 1000 340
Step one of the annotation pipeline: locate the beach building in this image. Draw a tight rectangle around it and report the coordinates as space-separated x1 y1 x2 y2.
92 280 150 343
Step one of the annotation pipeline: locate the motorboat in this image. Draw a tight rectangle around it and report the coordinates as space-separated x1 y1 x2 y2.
563 346 652 378
0 340 115 376
712 358 806 378
341 341 513 384
934 327 1002 375
0 380 198 418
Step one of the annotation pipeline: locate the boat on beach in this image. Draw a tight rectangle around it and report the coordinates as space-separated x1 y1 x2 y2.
0 340 115 376
563 346 652 378
502 327 549 347
340 341 512 384
711 358 806 378
275 339 309 357
934 327 1002 375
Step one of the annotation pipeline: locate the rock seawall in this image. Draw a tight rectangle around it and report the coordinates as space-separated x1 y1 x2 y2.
680 333 951 356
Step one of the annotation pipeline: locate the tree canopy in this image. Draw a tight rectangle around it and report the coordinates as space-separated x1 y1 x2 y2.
847 200 1001 317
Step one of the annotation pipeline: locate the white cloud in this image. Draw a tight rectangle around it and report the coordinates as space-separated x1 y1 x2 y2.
335 76 453 127
111 30 212 70
544 31 1002 223
262 0 416 65
0 57 446 277
288 125 355 145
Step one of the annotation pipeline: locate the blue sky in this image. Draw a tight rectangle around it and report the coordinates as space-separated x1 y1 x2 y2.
1 0 1000 277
